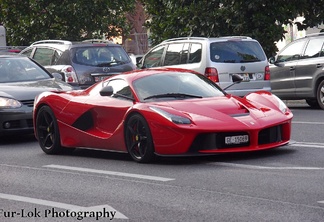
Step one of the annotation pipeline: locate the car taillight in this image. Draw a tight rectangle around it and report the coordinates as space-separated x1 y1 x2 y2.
264 65 270 80
205 67 219 82
62 66 78 83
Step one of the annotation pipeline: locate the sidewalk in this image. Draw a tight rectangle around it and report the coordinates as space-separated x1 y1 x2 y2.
283 99 308 108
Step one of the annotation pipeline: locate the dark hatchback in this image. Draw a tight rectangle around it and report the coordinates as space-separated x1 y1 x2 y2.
0 55 73 136
20 40 136 89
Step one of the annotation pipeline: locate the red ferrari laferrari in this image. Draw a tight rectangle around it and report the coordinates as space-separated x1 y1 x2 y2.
33 68 293 163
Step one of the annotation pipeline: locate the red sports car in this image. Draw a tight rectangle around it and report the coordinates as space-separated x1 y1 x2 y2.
33 68 293 163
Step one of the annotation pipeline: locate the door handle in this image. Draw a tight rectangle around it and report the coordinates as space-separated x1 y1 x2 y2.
316 64 322 68
289 67 295 71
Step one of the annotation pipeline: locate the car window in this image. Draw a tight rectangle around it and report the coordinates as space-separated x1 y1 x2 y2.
302 38 324 59
72 46 130 67
188 43 202 63
210 41 265 63
163 43 184 66
143 45 165 68
52 50 63 64
276 39 306 62
107 79 133 100
180 43 190 64
0 57 51 83
21 48 33 57
33 48 56 66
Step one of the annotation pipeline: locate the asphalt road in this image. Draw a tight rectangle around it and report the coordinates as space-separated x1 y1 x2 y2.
0 100 323 222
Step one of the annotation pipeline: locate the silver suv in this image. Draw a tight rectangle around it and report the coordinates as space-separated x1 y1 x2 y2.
139 36 270 96
20 40 136 89
269 33 324 109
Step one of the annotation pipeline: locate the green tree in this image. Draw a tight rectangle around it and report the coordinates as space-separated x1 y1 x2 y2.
0 0 136 46
142 0 324 57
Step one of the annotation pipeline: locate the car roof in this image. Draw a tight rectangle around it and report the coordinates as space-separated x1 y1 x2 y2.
25 39 120 51
31 39 118 46
304 32 324 38
161 36 255 43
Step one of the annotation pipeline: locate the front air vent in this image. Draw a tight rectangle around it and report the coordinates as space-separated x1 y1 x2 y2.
258 125 282 145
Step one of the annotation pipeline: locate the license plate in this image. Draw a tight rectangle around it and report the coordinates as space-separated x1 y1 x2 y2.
94 76 108 82
225 135 249 145
241 73 250 82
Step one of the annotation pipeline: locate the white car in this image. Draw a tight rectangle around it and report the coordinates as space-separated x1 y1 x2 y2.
139 36 270 96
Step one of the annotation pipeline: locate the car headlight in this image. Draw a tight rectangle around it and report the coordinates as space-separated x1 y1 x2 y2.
273 94 288 113
150 107 191 124
0 97 22 108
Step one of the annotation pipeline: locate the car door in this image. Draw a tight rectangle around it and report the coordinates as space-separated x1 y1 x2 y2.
270 39 307 99
294 37 324 98
87 79 133 135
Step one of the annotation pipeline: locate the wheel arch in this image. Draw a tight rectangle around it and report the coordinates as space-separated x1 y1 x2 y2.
123 110 156 163
314 75 324 97
33 103 53 139
123 110 144 134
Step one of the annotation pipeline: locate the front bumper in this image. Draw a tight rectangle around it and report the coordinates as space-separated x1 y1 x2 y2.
0 110 33 136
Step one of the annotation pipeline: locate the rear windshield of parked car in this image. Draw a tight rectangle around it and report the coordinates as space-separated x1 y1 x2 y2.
72 46 130 67
210 41 266 63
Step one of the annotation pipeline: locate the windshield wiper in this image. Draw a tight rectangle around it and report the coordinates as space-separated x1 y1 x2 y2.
97 62 114 67
223 60 236 63
97 60 126 67
240 59 260 63
144 93 203 100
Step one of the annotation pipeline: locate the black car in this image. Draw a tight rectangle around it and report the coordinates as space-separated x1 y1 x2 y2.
269 32 324 109
20 40 136 89
0 54 73 136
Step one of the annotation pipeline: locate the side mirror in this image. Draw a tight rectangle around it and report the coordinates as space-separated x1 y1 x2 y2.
268 57 276 64
232 74 243 83
223 74 243 91
100 85 114 96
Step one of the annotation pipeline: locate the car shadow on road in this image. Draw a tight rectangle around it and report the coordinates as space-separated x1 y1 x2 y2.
153 147 296 165
0 133 36 145
65 148 133 162
40 143 297 165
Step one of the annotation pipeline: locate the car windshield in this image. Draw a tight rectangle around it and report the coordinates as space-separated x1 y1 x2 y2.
0 57 51 83
210 41 266 63
72 46 130 67
133 72 225 102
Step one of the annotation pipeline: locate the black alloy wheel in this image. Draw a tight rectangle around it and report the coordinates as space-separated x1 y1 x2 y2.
36 106 63 154
125 114 155 163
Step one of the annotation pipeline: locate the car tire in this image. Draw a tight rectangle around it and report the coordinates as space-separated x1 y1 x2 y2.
125 114 155 163
305 99 319 108
316 80 324 110
36 105 63 154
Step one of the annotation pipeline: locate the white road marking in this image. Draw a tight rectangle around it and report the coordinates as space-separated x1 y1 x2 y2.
293 121 324 125
43 164 175 182
210 162 324 170
0 193 128 219
318 201 324 204
288 141 324 149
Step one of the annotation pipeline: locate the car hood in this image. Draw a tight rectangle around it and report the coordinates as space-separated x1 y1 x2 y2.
151 96 285 129
0 78 72 100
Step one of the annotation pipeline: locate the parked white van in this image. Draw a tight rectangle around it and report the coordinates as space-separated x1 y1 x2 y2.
139 37 270 96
